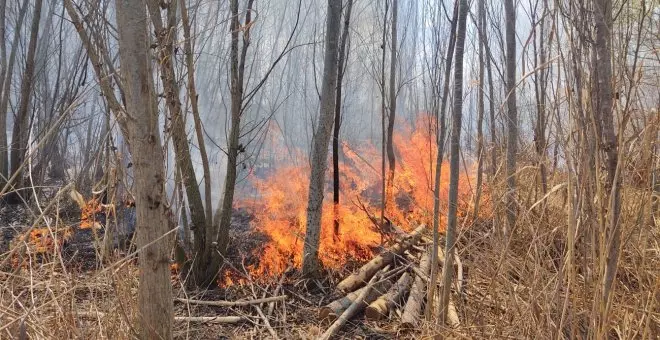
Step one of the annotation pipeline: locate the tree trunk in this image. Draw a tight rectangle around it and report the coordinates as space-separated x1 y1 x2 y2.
426 0 458 319
180 0 213 228
472 0 486 219
504 0 518 237
115 0 173 338
9 0 42 195
333 0 353 239
386 0 398 199
198 0 256 286
0 0 28 189
145 0 208 287
438 0 468 324
593 0 621 334
302 0 342 277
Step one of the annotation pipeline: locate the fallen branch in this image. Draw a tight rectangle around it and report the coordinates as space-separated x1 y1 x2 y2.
174 316 245 323
254 305 278 339
336 225 425 293
175 295 287 307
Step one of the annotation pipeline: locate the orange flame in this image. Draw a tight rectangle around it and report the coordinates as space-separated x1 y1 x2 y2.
234 115 478 280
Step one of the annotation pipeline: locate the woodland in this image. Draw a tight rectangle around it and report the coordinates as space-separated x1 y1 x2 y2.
0 0 657 339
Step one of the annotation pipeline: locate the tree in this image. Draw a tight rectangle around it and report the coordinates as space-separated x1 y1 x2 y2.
115 0 173 338
504 0 518 237
438 0 468 324
333 0 354 239
426 0 458 319
593 0 621 335
386 0 398 199
472 0 486 218
9 0 43 199
0 0 28 190
302 0 342 277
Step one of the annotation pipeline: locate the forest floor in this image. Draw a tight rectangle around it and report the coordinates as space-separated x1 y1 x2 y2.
0 185 658 339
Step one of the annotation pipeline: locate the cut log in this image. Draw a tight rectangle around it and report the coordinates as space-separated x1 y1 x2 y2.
401 249 431 328
319 271 394 322
336 225 425 293
365 272 413 320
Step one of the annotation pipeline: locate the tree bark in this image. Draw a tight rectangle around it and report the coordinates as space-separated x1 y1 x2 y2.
504 0 518 236
302 0 342 277
439 0 468 324
332 0 353 239
9 0 43 195
115 0 173 338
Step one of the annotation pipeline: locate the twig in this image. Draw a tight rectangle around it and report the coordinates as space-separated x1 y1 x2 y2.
175 295 287 307
253 305 279 339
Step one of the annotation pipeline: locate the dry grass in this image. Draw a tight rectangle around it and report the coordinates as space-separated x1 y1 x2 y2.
0 160 658 339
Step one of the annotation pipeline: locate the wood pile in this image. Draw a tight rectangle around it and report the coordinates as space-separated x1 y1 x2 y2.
318 224 461 338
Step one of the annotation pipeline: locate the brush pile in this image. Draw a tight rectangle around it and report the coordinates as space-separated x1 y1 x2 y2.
317 224 462 338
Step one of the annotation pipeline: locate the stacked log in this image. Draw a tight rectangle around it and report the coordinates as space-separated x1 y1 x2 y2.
319 224 462 336
336 225 425 294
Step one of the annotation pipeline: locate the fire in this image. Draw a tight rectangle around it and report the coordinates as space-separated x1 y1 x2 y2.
235 115 478 280
80 197 105 229
11 225 73 259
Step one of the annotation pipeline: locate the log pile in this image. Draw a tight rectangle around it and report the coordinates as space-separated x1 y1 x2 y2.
318 224 462 337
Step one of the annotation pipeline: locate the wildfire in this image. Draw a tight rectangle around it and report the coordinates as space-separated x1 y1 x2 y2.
232 115 478 282
14 225 73 254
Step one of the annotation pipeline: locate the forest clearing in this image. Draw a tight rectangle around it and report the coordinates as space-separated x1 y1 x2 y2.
0 0 658 339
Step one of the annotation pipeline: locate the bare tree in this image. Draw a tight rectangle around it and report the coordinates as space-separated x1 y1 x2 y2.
115 0 173 338
0 0 28 189
593 0 622 334
504 0 518 236
333 0 354 239
427 0 458 319
438 0 468 324
386 0 398 197
302 0 342 277
9 0 43 198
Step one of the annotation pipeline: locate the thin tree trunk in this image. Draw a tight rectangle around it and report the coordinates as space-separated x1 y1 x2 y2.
333 0 353 240
386 0 398 200
439 0 468 324
0 0 28 188
594 0 621 334
180 0 213 228
145 0 208 287
472 0 486 219
302 0 342 277
202 0 256 286
379 1 389 231
426 0 459 319
9 0 43 195
115 0 173 338
504 0 518 237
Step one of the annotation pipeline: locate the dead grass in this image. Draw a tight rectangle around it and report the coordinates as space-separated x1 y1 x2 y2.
0 164 657 339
